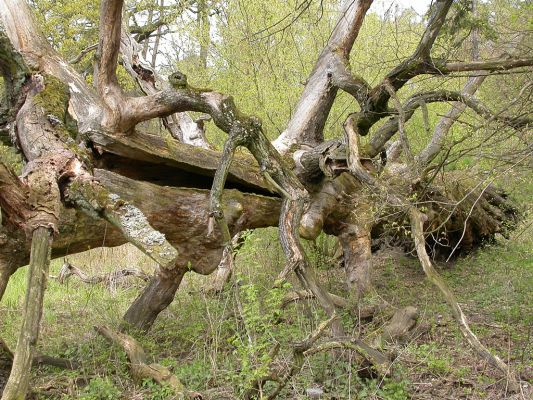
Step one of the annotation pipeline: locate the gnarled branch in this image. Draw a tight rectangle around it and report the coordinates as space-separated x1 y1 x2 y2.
367 90 532 158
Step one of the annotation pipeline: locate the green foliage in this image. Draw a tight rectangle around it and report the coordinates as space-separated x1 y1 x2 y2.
79 376 121 400
228 279 291 394
141 379 176 400
409 343 453 376
0 143 23 174
32 0 100 64
438 0 498 53
358 377 410 400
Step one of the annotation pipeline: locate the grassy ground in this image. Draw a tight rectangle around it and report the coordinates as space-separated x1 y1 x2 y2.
1 218 532 399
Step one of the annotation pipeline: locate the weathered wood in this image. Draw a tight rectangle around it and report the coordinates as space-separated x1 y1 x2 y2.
338 221 373 300
205 232 245 294
272 0 373 152
90 128 271 194
66 176 180 270
1 227 52 400
95 326 200 399
381 306 418 344
1 169 282 279
281 290 349 309
119 27 212 148
55 261 149 286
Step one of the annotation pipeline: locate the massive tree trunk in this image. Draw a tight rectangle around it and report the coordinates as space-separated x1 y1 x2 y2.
0 0 531 395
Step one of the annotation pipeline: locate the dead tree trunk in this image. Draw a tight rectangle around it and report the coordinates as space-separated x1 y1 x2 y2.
0 3 530 393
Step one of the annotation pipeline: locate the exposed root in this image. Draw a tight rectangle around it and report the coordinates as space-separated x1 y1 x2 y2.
1 340 77 371
95 326 202 399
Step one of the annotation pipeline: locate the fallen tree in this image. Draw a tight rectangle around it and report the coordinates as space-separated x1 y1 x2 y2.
0 0 531 397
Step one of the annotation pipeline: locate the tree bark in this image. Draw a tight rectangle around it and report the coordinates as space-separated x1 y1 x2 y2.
1 227 52 400
338 222 373 300
122 267 187 331
0 0 528 345
273 0 373 152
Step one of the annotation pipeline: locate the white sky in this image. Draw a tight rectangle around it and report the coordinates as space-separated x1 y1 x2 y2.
370 0 433 16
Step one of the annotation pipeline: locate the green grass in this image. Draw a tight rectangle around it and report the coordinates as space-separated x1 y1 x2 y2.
1 217 532 399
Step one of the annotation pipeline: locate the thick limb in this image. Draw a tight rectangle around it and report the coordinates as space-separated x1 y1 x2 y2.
122 267 187 331
65 177 179 270
1 227 52 400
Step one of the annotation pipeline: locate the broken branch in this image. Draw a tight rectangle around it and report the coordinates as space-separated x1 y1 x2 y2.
95 325 200 399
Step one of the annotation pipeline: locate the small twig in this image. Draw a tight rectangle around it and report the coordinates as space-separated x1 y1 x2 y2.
68 44 98 64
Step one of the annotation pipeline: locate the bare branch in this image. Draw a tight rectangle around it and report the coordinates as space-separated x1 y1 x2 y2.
439 58 533 74
120 26 213 148
365 0 454 116
331 57 372 106
367 90 532 158
409 208 519 391
55 260 149 285
96 0 123 90
417 74 487 166
273 0 374 152
384 83 413 162
68 43 98 64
